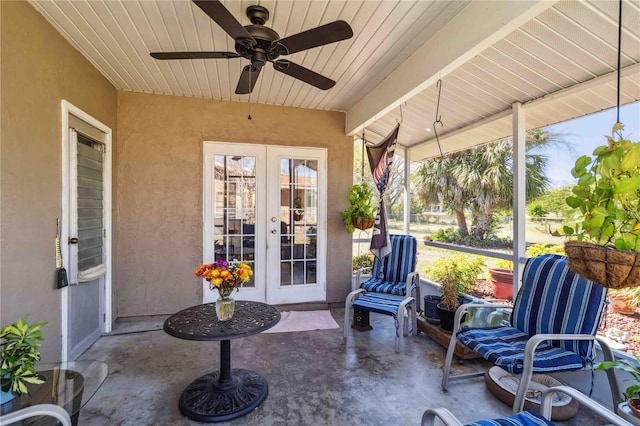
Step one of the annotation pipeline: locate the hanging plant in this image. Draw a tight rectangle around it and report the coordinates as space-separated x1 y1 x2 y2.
556 123 640 288
340 183 376 233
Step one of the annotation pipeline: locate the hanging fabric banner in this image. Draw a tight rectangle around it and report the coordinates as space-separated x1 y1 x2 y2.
367 123 400 260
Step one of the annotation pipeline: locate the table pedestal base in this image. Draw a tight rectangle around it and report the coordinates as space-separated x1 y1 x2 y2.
179 368 268 422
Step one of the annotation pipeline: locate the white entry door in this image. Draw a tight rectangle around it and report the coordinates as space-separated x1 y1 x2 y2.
62 101 112 362
203 143 326 305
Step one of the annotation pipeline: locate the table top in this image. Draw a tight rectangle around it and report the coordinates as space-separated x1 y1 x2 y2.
0 360 108 425
164 301 281 341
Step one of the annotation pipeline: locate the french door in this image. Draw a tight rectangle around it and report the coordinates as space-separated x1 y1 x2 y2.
203 143 326 305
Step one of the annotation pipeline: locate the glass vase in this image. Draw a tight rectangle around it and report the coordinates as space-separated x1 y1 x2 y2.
215 290 235 321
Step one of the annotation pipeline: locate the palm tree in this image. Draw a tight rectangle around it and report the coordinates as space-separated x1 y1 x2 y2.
414 153 472 236
414 129 563 239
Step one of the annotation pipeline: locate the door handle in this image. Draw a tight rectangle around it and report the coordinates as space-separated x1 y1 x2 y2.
69 237 79 244
271 229 277 234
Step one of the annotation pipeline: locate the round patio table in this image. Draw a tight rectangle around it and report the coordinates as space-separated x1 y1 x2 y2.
163 301 280 423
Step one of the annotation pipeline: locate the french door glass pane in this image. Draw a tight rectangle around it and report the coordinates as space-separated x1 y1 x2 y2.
213 154 256 288
279 158 318 286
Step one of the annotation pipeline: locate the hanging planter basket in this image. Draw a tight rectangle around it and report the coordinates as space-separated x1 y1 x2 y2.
352 217 374 231
564 241 640 289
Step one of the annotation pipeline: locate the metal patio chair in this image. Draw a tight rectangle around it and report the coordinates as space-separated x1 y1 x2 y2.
344 234 420 352
422 385 633 425
441 254 618 414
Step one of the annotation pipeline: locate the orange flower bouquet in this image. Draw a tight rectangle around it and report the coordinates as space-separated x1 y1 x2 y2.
195 260 253 296
195 260 253 320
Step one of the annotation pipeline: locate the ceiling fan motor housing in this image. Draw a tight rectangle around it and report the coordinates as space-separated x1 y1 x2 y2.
236 25 280 68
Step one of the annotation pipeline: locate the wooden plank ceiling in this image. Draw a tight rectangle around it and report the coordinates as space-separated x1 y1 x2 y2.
29 0 640 161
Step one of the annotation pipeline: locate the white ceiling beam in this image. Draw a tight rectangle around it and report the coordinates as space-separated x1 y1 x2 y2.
345 0 556 136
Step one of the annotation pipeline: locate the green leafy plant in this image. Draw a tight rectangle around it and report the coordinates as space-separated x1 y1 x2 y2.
425 254 485 310
340 183 377 233
352 253 374 273
558 123 640 251
595 355 640 400
1 315 47 397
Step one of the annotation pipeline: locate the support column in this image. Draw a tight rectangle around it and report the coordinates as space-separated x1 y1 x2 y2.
512 102 527 296
403 148 411 235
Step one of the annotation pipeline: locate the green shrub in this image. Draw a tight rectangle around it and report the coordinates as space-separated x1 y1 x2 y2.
425 254 485 297
352 253 374 272
528 203 548 218
431 227 512 249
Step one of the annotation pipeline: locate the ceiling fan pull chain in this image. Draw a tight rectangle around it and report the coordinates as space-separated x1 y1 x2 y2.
248 66 252 120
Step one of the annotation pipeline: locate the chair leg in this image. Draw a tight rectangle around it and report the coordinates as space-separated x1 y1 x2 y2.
441 328 458 391
410 298 417 336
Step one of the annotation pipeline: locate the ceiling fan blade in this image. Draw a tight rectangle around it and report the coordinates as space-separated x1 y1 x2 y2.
272 60 335 90
150 52 240 60
193 0 255 45
275 21 353 55
235 65 262 94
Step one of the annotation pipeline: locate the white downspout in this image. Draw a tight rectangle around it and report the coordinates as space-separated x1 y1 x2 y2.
512 102 527 296
403 147 411 235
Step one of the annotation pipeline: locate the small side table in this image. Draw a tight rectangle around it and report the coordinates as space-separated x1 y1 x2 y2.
164 301 280 423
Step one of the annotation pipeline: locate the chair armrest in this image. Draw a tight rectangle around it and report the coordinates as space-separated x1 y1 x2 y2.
406 272 420 308
421 407 464 426
0 404 72 426
354 267 373 291
541 386 634 426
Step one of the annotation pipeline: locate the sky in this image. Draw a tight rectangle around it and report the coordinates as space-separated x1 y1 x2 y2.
543 102 640 188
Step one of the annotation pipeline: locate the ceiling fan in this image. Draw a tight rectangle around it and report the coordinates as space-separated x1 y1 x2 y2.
150 1 353 95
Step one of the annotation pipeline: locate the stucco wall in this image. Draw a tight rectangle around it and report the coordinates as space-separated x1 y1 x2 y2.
116 91 353 317
0 1 117 361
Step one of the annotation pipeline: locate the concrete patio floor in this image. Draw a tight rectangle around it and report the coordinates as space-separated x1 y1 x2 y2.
76 308 613 425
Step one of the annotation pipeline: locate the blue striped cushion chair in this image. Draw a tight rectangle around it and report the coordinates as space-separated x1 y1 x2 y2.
360 234 417 296
345 234 419 352
457 254 607 375
467 410 554 426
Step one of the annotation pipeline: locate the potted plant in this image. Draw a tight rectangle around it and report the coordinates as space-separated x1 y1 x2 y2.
595 355 640 419
340 182 377 233
558 122 640 288
425 254 485 331
0 315 47 403
488 244 565 300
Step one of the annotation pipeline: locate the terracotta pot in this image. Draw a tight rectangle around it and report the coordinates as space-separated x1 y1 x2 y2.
489 268 514 300
609 295 636 315
628 397 640 418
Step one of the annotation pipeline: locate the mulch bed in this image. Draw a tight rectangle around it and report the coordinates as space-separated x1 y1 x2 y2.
469 279 640 357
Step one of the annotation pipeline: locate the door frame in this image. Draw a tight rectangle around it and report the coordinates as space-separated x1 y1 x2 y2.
61 100 112 361
202 142 327 305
